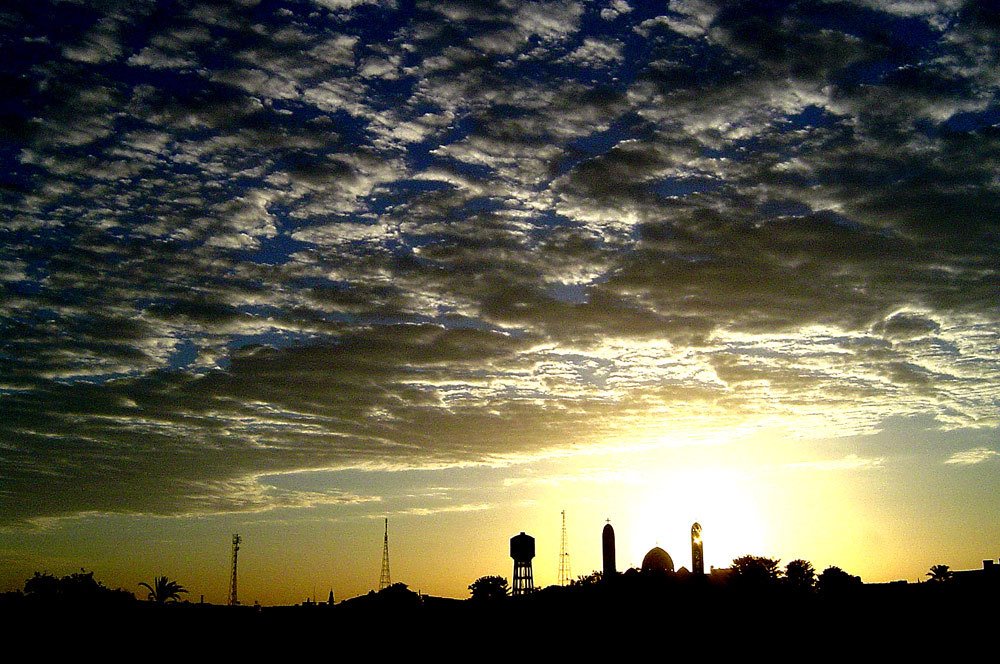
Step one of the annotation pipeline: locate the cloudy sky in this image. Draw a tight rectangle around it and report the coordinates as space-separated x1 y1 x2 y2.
2 0 998 603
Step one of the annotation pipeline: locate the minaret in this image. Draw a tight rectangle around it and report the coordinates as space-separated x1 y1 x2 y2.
691 522 704 575
602 520 616 578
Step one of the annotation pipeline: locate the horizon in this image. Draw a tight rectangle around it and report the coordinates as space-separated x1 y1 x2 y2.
5 518 995 605
1 0 998 606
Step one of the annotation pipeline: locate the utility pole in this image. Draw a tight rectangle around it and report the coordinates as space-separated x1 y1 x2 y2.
229 533 241 606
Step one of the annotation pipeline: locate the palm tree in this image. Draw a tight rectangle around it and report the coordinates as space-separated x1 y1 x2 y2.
927 564 952 583
139 576 188 603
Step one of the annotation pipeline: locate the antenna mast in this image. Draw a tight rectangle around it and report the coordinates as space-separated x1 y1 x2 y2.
228 533 241 606
558 510 572 586
379 518 391 590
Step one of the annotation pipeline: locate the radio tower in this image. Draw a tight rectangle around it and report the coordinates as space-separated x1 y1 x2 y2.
378 518 391 590
558 510 572 586
228 533 241 606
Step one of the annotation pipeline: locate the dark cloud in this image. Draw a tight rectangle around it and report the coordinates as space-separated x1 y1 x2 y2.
874 312 941 339
1 0 998 525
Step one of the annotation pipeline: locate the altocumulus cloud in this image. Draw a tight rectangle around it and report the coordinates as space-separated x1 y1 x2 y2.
945 447 999 466
1 0 998 526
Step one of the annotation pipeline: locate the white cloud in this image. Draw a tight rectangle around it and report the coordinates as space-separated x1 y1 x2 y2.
312 0 387 10
559 37 624 67
786 455 886 472
383 502 494 517
945 447 998 466
601 0 631 21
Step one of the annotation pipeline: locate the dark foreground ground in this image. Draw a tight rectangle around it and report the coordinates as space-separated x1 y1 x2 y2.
2 576 995 656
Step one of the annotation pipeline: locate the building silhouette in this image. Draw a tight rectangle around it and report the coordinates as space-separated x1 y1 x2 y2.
510 532 535 595
602 521 616 578
950 559 1000 585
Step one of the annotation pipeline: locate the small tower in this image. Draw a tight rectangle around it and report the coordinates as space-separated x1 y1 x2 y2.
510 532 535 595
379 518 391 590
558 510 572 586
228 533 241 606
602 520 616 578
691 522 704 575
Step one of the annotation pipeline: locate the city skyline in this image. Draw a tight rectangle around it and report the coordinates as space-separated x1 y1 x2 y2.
2 0 998 605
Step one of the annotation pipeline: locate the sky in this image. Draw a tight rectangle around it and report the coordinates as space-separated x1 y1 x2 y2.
1 0 998 605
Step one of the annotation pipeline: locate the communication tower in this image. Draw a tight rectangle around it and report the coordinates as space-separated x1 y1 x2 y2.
379 518 392 590
558 510 572 586
691 522 704 575
510 532 535 595
228 533 241 606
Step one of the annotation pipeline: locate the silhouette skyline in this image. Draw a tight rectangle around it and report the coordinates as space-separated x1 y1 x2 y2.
6 519 999 611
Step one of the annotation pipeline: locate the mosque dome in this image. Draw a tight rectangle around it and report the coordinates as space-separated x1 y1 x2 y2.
641 547 675 573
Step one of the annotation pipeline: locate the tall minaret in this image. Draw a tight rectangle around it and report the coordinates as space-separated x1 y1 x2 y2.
691 522 704 575
602 520 616 578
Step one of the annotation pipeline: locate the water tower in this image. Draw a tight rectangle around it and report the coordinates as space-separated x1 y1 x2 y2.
510 531 535 595
691 522 704 575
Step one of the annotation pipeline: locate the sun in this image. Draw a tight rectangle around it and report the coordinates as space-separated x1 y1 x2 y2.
624 466 769 572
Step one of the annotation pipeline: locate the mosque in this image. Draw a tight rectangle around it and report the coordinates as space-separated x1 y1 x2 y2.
641 546 675 573
603 521 704 576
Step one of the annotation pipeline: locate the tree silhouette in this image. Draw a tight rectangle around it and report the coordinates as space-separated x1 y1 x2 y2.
24 570 134 605
23 572 60 599
817 566 862 595
468 575 509 601
926 564 952 582
374 582 421 609
571 571 603 587
139 576 188 603
784 559 816 592
379 582 411 595
731 555 782 588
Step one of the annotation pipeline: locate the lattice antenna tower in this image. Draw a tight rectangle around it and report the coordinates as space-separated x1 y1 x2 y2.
379 518 392 590
228 533 241 606
558 510 572 586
